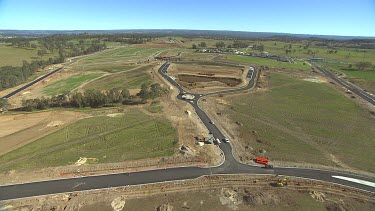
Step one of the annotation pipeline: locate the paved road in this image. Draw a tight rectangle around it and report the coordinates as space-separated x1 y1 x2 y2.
313 63 375 106
0 62 374 201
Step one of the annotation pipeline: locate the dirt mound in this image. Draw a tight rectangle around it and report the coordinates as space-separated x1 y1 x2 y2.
178 74 242 87
180 145 196 157
219 188 242 210
310 191 326 202
157 203 173 211
47 121 64 127
242 192 281 206
111 196 126 211
75 157 98 166
106 113 124 118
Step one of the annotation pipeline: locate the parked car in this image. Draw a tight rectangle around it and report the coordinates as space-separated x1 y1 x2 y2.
222 138 230 143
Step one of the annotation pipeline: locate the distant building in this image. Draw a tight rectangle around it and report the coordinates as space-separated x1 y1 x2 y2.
309 58 324 62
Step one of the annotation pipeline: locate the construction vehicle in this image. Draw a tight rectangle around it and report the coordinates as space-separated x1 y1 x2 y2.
276 177 288 187
255 157 269 165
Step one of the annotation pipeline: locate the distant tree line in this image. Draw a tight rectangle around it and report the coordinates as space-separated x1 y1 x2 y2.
1 34 109 91
20 83 166 111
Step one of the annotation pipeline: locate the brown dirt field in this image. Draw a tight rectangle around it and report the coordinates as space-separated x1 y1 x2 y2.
178 74 242 87
3 175 374 211
169 63 243 78
168 63 248 93
0 111 85 156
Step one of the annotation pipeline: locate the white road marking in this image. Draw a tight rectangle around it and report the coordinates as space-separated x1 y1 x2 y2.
332 176 375 187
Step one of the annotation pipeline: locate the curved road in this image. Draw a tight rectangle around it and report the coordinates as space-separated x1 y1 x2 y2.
0 62 374 201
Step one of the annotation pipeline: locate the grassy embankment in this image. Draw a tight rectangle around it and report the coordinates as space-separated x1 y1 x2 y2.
0 108 177 172
320 63 375 94
225 54 311 71
226 72 375 172
42 73 104 95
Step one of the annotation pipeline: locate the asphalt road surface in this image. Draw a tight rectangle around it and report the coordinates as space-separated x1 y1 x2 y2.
0 62 374 201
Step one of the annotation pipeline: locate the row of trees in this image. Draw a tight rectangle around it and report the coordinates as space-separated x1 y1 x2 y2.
348 62 374 71
1 35 108 91
20 83 166 111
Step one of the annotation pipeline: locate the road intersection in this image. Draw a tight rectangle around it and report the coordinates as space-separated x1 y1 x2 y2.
0 62 374 201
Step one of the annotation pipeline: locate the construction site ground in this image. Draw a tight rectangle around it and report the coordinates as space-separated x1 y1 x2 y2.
2 175 374 211
168 62 249 94
200 67 375 176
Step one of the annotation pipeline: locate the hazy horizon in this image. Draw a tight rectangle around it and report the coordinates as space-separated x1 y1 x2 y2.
0 0 375 36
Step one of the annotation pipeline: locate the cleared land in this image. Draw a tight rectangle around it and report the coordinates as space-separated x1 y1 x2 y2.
211 71 375 172
224 55 310 71
42 73 104 95
169 62 245 92
0 111 84 156
82 65 154 91
0 108 177 172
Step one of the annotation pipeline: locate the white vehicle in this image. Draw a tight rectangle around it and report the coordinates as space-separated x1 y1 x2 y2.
209 120 215 125
223 138 230 143
215 138 221 145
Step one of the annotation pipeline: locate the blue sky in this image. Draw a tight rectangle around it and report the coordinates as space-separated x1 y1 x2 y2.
0 0 374 36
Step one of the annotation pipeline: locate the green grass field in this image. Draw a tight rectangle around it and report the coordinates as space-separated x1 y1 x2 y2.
321 63 375 94
225 55 311 71
225 72 375 172
43 73 104 96
0 43 58 66
80 47 165 64
83 65 153 91
260 41 375 64
0 108 177 171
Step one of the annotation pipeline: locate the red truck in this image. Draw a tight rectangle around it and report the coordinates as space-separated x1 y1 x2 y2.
255 157 269 165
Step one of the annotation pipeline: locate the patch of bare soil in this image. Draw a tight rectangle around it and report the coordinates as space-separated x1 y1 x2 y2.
3 175 374 211
178 74 242 87
151 64 223 165
0 111 84 156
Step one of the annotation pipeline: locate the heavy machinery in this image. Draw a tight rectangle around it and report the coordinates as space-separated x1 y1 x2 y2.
276 177 288 187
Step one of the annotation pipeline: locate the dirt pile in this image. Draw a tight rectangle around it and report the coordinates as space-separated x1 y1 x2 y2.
179 145 196 157
219 188 242 210
111 196 126 211
310 190 326 202
157 203 173 211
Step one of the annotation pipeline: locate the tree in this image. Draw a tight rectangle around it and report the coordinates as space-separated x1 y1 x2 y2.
0 98 10 112
192 44 197 49
258 44 264 52
355 62 372 71
198 42 207 48
37 49 47 57
215 41 225 49
139 83 150 100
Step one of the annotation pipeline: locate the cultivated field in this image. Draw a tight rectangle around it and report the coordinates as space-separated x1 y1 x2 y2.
0 108 177 172
205 71 375 172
